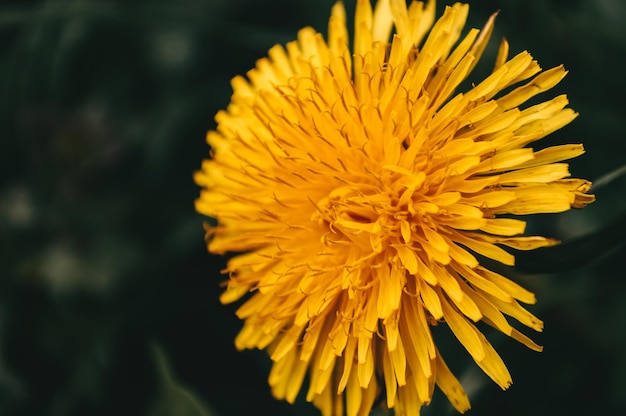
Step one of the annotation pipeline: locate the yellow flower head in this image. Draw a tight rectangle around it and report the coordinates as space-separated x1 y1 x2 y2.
195 0 594 414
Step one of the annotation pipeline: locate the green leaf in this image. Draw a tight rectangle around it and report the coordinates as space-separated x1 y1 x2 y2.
148 343 217 416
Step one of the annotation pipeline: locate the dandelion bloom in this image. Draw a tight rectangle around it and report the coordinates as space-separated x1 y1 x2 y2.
195 0 594 414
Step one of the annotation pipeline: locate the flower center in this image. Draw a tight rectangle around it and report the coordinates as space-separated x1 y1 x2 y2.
311 165 435 256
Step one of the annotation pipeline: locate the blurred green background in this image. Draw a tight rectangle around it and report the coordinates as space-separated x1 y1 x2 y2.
1 0 625 415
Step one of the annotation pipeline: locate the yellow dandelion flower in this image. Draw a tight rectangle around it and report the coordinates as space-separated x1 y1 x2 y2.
195 0 595 414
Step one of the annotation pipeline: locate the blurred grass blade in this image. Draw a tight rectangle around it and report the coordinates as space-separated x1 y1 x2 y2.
591 163 626 192
149 343 217 416
515 213 626 273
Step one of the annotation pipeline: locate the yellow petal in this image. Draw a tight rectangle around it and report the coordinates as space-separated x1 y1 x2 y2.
517 144 586 169
477 266 536 304
473 332 512 389
461 191 516 208
441 295 485 361
354 0 373 57
451 231 516 266
419 281 443 319
497 65 567 109
492 185 573 215
498 163 571 184
434 352 471 413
